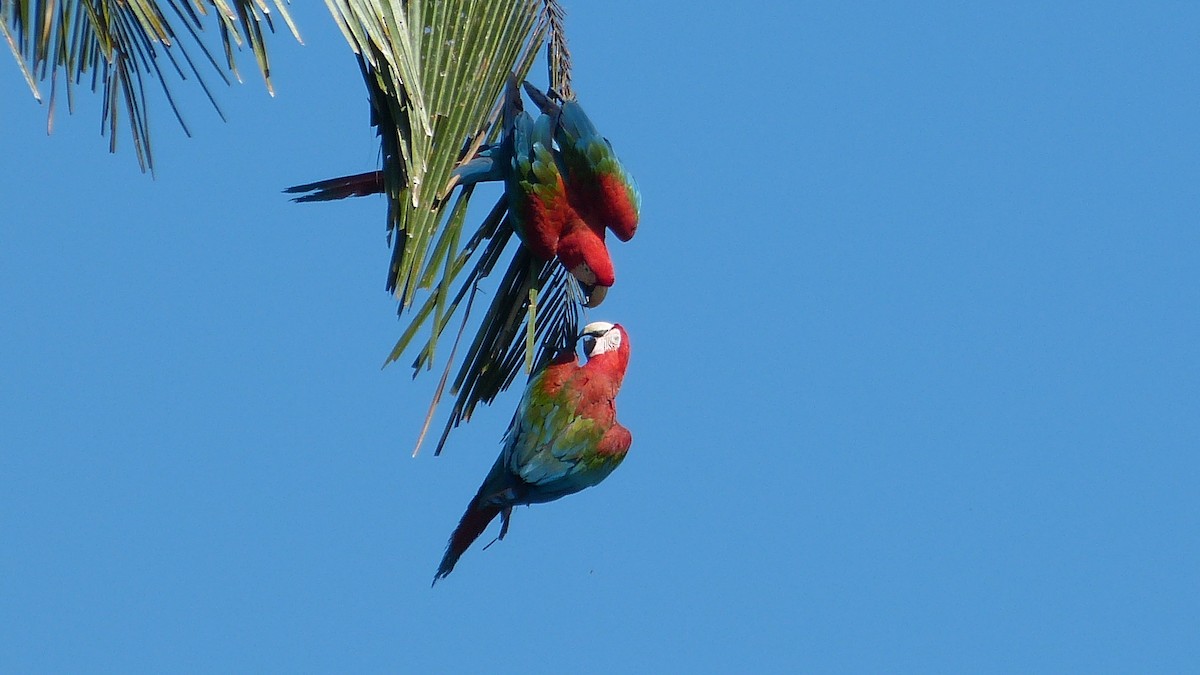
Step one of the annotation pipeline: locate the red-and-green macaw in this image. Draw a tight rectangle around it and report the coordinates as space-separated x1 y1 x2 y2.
500 77 615 307
433 321 633 583
522 83 641 243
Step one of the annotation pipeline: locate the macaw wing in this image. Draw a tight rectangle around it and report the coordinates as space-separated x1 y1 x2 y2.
506 110 558 254
570 136 641 241
521 90 600 151
549 104 640 242
508 114 573 260
503 387 602 491
517 114 564 189
557 101 600 146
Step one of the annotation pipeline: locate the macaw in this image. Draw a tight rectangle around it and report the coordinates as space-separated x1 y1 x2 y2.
522 83 641 243
433 321 633 583
500 77 614 307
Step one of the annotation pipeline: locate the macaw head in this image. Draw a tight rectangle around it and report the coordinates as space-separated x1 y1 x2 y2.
581 321 622 358
556 219 614 308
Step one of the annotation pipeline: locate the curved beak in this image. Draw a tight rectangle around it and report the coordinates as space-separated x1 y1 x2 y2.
583 284 608 308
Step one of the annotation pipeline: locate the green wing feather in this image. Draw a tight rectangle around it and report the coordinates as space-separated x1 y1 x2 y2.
503 374 619 492
579 138 640 210
524 142 569 206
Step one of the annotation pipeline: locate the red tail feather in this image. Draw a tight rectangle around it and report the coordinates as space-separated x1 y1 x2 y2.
285 171 384 202
433 497 502 583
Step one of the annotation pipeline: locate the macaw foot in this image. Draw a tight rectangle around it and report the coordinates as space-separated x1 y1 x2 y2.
498 506 512 540
481 507 513 551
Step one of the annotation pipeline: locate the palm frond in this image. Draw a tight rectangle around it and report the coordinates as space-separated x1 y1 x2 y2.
324 0 545 302
2 0 300 172
544 0 570 99
322 0 583 455
429 252 581 456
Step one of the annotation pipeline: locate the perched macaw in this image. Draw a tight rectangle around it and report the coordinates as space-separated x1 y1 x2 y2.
433 321 633 583
522 83 641 243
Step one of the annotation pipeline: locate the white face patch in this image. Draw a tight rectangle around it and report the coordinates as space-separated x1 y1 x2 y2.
585 326 622 357
582 321 615 335
570 263 597 286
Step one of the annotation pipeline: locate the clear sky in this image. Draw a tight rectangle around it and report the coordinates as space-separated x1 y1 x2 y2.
2 2 1197 672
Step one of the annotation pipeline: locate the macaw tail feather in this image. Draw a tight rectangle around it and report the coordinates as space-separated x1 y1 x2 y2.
433 498 507 584
285 171 384 202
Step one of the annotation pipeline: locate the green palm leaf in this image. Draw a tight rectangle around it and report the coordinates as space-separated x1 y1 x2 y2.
2 0 299 172
322 0 582 455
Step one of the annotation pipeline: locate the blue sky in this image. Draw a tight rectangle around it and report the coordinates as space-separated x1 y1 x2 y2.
2 2 1197 671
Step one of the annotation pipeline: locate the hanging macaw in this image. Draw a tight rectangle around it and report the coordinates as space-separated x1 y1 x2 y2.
499 77 614 307
433 321 633 583
522 83 641 243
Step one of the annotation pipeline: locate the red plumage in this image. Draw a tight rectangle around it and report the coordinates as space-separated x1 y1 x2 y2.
284 171 384 202
566 170 640 244
556 218 616 288
594 174 639 242
518 175 577 262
